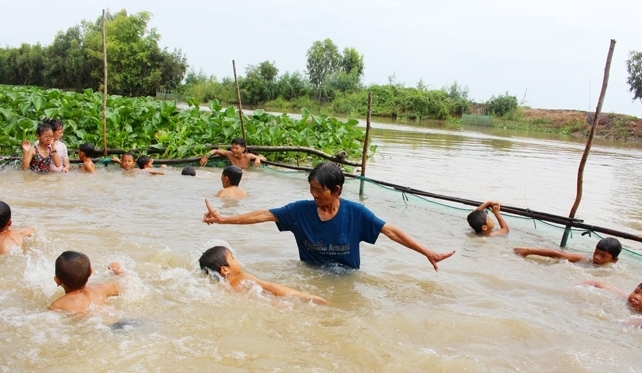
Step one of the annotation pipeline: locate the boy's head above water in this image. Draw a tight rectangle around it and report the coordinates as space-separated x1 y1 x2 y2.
592 237 622 265
121 152 136 170
467 210 493 234
199 246 240 278
55 251 92 291
0 200 11 230
628 283 642 312
136 155 152 169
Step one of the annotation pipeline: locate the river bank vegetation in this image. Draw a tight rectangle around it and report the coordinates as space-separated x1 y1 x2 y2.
1 8 641 150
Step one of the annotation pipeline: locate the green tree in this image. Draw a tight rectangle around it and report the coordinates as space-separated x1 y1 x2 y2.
626 50 642 104
485 93 518 117
276 71 308 100
82 9 187 96
340 47 364 77
44 26 89 89
240 61 279 105
306 38 341 100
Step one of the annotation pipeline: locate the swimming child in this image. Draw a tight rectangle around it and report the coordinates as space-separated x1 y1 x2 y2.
217 165 247 199
199 246 329 305
199 137 266 169
78 143 96 173
49 250 124 313
20 122 61 173
111 152 136 171
0 201 35 254
514 237 622 265
584 280 642 313
181 166 196 176
466 200 510 236
136 155 166 175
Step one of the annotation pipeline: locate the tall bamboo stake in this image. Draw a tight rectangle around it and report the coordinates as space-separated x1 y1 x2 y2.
232 60 247 140
560 39 616 247
359 92 373 197
101 9 108 156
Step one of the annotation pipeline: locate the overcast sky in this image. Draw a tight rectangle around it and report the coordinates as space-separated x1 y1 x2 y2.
2 0 641 116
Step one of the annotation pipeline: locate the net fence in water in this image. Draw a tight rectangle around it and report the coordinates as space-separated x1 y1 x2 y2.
263 163 642 260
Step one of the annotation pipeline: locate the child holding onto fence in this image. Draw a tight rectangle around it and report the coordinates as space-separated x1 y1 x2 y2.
78 143 96 173
199 245 329 305
111 152 137 171
136 155 166 175
513 237 622 265
49 250 124 313
199 137 266 169
466 200 510 236
217 165 247 199
0 201 35 254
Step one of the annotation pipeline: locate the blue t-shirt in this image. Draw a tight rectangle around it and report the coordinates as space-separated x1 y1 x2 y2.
269 198 385 269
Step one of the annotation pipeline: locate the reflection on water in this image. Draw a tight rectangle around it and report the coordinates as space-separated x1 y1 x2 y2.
1 123 641 372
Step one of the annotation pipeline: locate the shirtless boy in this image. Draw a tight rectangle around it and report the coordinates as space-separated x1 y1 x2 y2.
0 201 35 254
200 138 266 169
49 251 124 313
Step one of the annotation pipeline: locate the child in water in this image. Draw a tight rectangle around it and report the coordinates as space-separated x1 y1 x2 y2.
78 143 96 173
466 200 510 236
199 138 266 169
111 152 137 171
514 237 621 266
217 165 247 199
0 201 35 254
21 122 61 173
49 251 124 313
136 155 166 175
199 246 329 305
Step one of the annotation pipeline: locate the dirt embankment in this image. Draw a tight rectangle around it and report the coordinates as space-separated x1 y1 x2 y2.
518 108 642 140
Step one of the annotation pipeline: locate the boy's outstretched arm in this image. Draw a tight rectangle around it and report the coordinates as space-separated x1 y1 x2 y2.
251 276 329 306
380 223 455 272
202 199 277 225
583 280 627 298
101 262 125 297
513 247 585 262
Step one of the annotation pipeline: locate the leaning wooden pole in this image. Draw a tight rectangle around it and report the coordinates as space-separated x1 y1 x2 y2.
359 92 373 197
101 9 108 157
232 60 247 141
560 39 616 247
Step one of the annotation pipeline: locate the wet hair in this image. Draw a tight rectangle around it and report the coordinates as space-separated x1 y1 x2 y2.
308 162 344 195
467 210 488 234
79 143 94 157
136 155 151 169
231 138 247 150
222 165 242 186
199 246 230 276
122 152 135 161
55 251 91 290
0 201 11 229
181 166 196 176
595 237 622 258
43 117 63 132
36 122 53 136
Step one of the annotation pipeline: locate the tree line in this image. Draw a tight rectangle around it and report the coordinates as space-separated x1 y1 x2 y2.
1 9 554 121
0 10 187 97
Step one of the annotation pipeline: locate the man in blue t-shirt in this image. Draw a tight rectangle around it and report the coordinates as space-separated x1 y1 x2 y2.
202 162 455 270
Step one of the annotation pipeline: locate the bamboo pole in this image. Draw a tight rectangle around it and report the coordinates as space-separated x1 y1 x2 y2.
101 9 108 157
560 39 616 247
359 92 373 197
232 60 247 140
